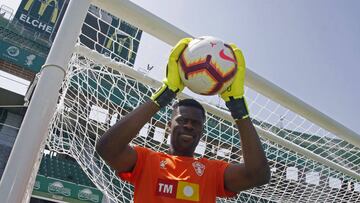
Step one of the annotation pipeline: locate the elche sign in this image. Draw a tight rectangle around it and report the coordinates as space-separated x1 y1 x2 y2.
14 0 68 36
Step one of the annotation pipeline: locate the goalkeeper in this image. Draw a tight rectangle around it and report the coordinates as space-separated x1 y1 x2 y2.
96 38 270 202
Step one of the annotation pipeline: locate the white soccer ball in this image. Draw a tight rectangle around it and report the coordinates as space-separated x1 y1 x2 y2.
178 36 237 95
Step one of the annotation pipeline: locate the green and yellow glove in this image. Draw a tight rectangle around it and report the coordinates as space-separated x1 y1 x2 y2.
220 43 249 120
151 38 192 108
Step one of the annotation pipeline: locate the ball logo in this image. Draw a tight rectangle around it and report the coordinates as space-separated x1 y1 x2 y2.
219 49 236 63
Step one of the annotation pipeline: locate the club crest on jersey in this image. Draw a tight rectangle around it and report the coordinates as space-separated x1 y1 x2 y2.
192 161 205 176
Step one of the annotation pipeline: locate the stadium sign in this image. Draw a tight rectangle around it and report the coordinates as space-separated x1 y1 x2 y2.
0 39 45 72
103 30 134 62
33 175 103 203
78 188 100 202
79 5 142 66
14 0 67 36
48 181 71 196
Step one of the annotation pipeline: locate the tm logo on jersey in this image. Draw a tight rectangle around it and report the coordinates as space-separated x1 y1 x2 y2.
156 179 199 201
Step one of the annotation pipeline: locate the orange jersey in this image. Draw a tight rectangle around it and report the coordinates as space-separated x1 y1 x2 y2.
118 146 237 203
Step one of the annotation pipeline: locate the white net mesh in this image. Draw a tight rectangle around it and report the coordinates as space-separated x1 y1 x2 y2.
45 6 360 203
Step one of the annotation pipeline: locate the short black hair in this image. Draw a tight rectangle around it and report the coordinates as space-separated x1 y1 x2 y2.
172 99 206 119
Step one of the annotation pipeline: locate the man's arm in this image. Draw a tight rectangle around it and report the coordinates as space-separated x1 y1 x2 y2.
220 43 270 192
95 101 159 173
96 38 192 173
224 118 270 192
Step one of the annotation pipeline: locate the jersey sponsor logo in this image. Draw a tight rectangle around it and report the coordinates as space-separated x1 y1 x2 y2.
156 179 200 201
176 181 200 201
156 179 177 198
192 161 205 176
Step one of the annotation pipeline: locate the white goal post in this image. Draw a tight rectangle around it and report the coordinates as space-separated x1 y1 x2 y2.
0 0 359 202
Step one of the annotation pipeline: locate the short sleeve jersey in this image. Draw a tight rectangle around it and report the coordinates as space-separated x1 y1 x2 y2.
118 146 237 203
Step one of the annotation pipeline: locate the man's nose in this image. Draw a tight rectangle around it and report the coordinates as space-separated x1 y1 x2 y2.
183 120 194 130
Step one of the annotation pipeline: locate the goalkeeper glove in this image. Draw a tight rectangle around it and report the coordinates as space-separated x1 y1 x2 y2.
220 43 249 120
151 38 192 108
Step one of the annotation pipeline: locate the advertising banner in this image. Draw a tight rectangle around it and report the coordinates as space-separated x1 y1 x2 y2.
0 39 45 72
13 0 68 38
33 175 103 203
79 6 142 66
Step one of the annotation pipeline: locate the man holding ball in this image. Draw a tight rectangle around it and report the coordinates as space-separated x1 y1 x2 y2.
96 38 270 202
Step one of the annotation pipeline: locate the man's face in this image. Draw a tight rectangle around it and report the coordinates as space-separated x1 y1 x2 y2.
168 106 205 157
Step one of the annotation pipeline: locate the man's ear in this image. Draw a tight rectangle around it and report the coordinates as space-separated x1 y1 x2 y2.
167 120 172 130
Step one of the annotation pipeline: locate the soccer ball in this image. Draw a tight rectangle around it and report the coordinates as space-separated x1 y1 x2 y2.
178 36 237 95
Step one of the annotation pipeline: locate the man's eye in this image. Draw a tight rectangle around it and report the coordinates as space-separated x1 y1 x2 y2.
177 118 185 124
193 121 201 127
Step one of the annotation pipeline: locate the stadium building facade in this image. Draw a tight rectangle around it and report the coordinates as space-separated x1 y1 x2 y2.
0 1 142 202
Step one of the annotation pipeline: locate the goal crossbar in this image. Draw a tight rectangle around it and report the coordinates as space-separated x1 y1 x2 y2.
93 0 360 149
75 44 360 181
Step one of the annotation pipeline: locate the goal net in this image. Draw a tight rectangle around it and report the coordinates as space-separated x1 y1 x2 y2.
45 3 359 203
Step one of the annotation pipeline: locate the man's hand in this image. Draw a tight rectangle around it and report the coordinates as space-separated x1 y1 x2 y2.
220 44 249 120
151 38 192 108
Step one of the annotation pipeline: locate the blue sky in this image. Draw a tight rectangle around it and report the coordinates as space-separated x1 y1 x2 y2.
1 0 359 135
129 0 360 134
